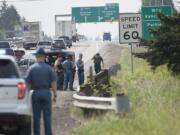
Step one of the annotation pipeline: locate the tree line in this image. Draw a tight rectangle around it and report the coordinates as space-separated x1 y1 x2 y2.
0 0 23 39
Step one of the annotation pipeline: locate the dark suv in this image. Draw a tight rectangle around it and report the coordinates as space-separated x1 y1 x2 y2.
58 36 72 48
44 49 75 66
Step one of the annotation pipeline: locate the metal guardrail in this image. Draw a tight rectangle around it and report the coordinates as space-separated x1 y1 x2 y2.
73 93 130 113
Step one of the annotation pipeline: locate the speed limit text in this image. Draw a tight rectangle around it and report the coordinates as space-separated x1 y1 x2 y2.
121 17 141 29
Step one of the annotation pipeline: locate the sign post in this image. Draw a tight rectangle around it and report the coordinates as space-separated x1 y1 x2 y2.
130 43 134 74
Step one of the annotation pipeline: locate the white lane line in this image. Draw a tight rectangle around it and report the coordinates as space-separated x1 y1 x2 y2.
96 41 99 53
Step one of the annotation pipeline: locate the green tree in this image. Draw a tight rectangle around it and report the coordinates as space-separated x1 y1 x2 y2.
0 0 22 38
0 28 5 40
145 13 180 73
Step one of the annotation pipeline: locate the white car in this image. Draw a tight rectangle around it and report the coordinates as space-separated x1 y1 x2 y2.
37 41 52 49
18 54 36 77
14 48 26 62
0 54 31 135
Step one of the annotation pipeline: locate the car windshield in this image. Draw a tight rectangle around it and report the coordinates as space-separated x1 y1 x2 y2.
38 42 51 46
60 37 69 40
54 40 64 45
0 42 10 48
0 59 19 78
14 50 25 59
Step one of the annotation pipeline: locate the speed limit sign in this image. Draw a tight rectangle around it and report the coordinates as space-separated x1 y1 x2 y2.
119 13 142 43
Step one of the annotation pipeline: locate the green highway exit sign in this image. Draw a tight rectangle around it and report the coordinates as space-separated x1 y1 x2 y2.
72 3 119 23
142 6 172 40
143 21 161 40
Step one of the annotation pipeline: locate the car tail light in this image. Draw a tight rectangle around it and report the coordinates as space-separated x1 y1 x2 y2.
17 82 26 99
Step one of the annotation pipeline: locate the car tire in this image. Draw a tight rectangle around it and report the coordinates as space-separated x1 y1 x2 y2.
17 118 31 135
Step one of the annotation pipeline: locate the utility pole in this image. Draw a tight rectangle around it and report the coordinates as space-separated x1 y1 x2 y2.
162 0 164 5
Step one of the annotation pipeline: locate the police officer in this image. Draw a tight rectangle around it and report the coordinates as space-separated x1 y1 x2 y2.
92 53 104 74
26 47 57 135
76 53 84 85
62 55 74 90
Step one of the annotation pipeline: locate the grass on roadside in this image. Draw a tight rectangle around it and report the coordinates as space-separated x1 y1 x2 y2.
68 47 180 135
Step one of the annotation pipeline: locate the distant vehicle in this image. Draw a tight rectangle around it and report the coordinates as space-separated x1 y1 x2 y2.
0 41 11 48
14 48 26 62
103 32 111 41
37 41 52 49
55 20 77 41
58 36 72 48
52 38 67 49
18 54 36 77
0 55 31 135
72 34 79 42
23 21 43 48
23 42 37 50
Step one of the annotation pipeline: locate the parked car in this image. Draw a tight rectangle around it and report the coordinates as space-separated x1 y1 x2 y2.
0 41 11 48
14 48 26 63
18 54 36 77
37 41 52 49
0 55 31 135
44 49 75 66
52 38 67 49
58 36 72 48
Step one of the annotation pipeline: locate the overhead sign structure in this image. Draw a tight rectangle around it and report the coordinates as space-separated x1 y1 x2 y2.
142 6 172 40
72 3 119 23
119 13 142 43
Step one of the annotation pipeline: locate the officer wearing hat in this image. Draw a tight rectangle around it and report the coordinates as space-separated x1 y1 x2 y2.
26 47 57 135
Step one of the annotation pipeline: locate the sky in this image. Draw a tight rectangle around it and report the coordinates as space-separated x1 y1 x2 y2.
6 0 142 39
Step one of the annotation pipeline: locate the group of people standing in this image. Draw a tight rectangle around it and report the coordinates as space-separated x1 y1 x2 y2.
54 53 85 90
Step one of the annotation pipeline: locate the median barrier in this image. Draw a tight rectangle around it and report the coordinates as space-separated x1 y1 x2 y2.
73 65 129 114
73 93 130 114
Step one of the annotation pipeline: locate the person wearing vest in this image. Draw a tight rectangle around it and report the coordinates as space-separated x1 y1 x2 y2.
92 53 104 74
26 47 57 135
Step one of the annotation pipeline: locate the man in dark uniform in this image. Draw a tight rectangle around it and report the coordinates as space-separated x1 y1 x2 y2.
92 53 104 74
26 47 57 135
62 55 74 90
